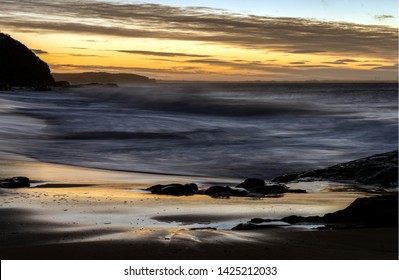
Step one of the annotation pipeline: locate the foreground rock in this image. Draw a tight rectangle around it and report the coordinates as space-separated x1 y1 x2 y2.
0 33 54 89
233 194 398 230
322 194 398 225
147 178 306 198
236 178 306 195
204 186 248 198
272 150 398 188
282 195 398 226
147 183 198 196
0 177 30 188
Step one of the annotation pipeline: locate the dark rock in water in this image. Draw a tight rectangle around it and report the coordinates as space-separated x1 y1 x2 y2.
236 178 265 190
251 182 289 194
147 183 198 196
272 150 398 188
232 222 282 230
250 218 272 224
0 177 30 188
236 178 292 194
0 33 54 88
323 194 398 225
281 215 322 224
189 227 217 231
204 185 248 198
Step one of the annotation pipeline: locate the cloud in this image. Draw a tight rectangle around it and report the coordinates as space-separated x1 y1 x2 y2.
67 53 107 57
186 58 331 72
0 0 397 59
289 61 306 65
50 63 208 75
358 63 382 66
372 64 398 70
31 49 48 54
374 14 395 21
323 59 359 64
186 58 238 66
289 50 326 54
336 59 359 63
117 50 209 58
68 47 89 50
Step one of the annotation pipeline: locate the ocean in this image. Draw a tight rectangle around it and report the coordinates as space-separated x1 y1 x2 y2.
0 82 397 180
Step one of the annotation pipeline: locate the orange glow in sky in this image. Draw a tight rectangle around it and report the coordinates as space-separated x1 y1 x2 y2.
1 0 397 81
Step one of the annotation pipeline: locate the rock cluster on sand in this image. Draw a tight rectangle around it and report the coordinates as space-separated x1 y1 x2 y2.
146 178 306 197
147 183 198 196
272 150 398 188
0 33 54 89
0 177 30 188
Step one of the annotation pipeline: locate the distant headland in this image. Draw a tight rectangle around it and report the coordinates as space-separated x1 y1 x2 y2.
0 33 155 90
53 72 156 85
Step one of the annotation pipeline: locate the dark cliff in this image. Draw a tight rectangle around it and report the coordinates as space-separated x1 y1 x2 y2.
0 33 54 88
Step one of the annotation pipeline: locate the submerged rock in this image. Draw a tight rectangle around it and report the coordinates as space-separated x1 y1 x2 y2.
0 177 30 188
272 150 398 188
147 183 198 196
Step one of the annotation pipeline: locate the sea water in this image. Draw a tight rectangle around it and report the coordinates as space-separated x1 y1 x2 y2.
0 83 397 179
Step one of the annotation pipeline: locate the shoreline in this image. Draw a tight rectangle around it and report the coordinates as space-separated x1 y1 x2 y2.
0 151 240 187
0 153 397 260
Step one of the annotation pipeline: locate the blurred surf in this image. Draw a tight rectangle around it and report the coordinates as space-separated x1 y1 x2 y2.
0 82 397 179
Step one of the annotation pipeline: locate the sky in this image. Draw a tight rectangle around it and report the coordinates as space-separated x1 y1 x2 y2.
0 0 397 81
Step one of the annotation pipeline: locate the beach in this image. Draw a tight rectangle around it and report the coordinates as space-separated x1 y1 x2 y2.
1 83 398 260
1 154 397 260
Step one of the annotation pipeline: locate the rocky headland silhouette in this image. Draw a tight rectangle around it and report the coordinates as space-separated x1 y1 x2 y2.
0 33 54 90
0 33 155 90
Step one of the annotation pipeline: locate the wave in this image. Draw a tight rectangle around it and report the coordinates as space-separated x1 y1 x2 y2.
1 83 397 179
57 131 189 140
71 84 338 117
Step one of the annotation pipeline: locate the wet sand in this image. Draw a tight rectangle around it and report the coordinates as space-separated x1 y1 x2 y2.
0 154 398 259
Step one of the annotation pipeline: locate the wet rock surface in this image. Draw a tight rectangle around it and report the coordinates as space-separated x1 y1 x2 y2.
233 194 398 230
147 183 198 196
204 185 248 198
0 177 30 188
272 150 398 188
147 178 306 198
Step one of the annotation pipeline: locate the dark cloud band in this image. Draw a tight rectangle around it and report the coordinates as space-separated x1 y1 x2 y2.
0 0 397 59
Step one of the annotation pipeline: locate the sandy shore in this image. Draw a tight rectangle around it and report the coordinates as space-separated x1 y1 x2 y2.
0 154 397 260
